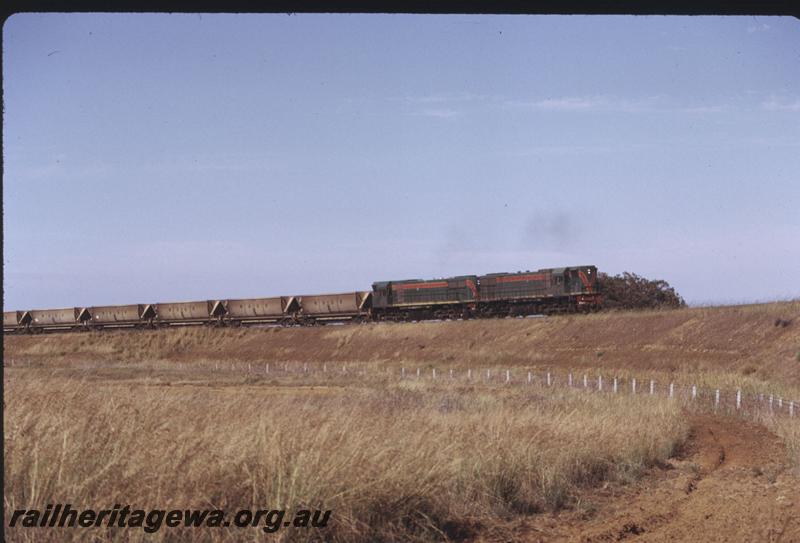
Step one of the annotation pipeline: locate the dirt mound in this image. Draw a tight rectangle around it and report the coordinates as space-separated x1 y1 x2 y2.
5 301 800 384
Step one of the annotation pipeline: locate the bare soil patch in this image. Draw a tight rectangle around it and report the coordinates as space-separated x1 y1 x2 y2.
490 414 800 542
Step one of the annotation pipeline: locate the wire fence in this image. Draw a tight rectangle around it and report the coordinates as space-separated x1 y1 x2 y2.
395 366 798 420
6 357 798 420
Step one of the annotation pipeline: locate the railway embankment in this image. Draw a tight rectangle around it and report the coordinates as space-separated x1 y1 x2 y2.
5 301 799 386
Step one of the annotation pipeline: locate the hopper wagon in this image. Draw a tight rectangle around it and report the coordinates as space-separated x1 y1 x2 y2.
27 307 82 331
221 296 298 326
82 304 156 329
4 311 30 333
154 300 223 325
295 291 372 324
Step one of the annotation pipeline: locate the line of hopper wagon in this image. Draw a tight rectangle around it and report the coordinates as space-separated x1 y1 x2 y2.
3 292 372 333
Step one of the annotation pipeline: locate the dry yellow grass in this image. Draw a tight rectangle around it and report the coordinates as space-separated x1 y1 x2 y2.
4 367 687 542
4 302 799 541
756 415 800 476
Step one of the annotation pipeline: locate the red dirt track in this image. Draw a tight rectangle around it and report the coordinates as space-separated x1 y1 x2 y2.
484 415 800 542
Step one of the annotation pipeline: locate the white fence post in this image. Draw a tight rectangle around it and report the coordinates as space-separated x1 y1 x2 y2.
506 369 510 383
769 394 774 411
568 372 573 387
650 380 654 395
692 385 697 400
547 372 552 386
779 397 783 410
632 378 637 394
598 375 603 391
790 401 795 417
343 364 347 374
613 377 618 394
416 367 420 379
323 363 327 373
432 368 437 380
486 369 491 380
449 368 453 379
736 389 741 410
715 389 720 409
468 368 472 380
303 362 308 373
583 374 588 389
401 367 405 378
528 371 532 384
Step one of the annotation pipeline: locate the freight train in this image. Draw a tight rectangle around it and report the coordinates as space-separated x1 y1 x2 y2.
3 265 601 333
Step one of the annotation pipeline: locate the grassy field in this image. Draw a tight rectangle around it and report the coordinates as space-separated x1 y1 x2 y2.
4 366 687 542
4 302 799 541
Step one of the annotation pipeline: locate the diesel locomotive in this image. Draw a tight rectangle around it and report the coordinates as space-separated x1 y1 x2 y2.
3 265 601 333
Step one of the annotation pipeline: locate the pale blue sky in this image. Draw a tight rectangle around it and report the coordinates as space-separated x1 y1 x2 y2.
3 14 799 308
